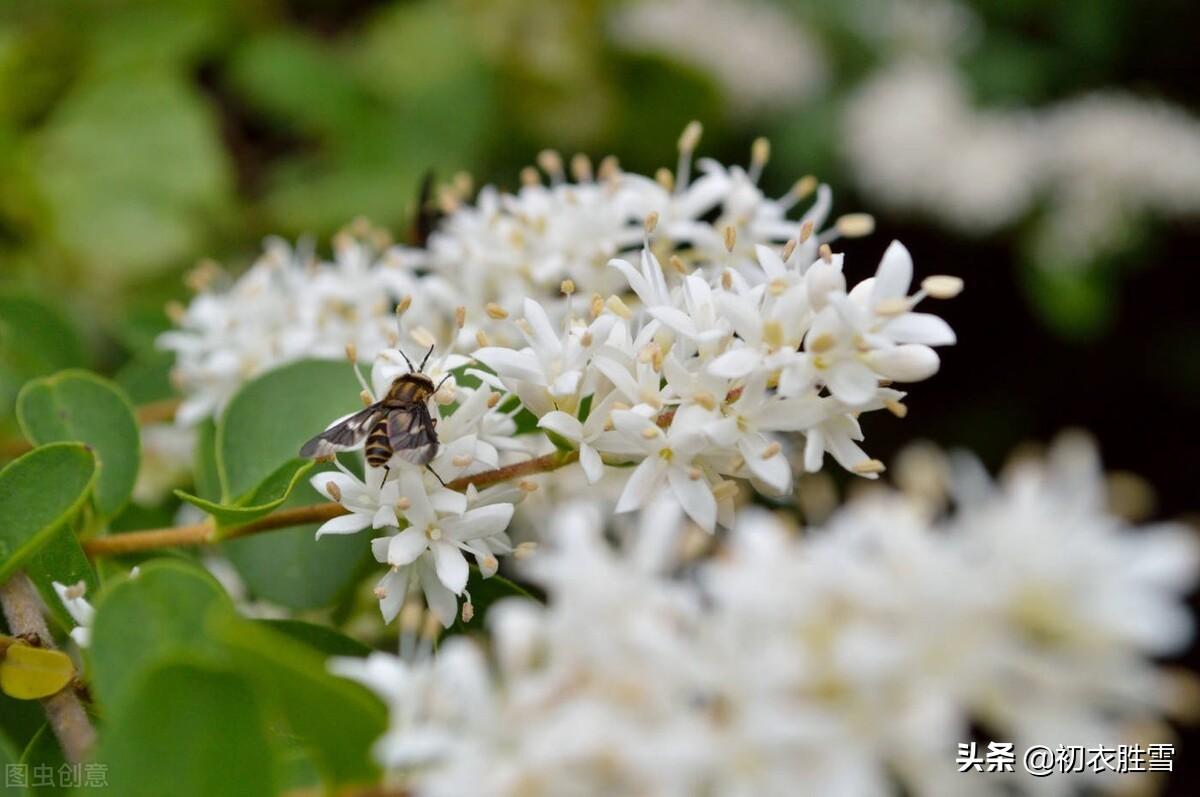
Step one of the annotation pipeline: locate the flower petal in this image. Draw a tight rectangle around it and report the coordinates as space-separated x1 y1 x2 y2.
872 240 913 304
579 443 605 484
882 313 956 346
387 527 429 567
431 541 469 594
616 456 667 514
315 513 371 539
443 503 515 541
538 411 584 442
666 466 716 532
419 558 460 627
826 360 879 406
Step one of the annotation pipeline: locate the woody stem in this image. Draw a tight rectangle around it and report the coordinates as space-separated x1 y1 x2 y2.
83 449 579 558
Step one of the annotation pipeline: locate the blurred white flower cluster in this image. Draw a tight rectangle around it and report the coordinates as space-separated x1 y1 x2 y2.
844 57 1200 269
158 231 421 426
608 0 828 113
335 435 1199 797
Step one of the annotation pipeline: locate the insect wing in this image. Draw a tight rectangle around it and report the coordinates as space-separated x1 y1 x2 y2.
299 405 381 459
387 403 438 465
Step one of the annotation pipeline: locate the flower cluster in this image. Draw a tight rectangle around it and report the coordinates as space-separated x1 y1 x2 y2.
335 435 1198 797
161 123 884 423
166 127 957 628
158 229 425 426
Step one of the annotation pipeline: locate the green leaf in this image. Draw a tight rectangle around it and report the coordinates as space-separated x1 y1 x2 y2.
210 613 385 786
19 724 66 797
0 292 87 428
0 443 95 584
220 479 370 611
88 559 234 713
216 359 360 501
32 71 234 282
16 369 140 519
192 418 221 503
112 349 175 405
256 619 371 658
176 458 315 530
24 523 98 634
98 661 276 797
0 729 27 797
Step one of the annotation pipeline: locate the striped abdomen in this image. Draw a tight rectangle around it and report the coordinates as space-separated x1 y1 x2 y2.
364 419 392 468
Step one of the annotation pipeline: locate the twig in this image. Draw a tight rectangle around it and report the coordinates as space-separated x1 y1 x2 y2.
0 572 96 763
83 450 579 558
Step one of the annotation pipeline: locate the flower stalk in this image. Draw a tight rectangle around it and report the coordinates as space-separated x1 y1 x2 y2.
0 572 96 763
82 449 580 558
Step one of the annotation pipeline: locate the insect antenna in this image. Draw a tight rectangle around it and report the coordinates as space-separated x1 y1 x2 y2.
434 373 453 392
397 347 417 372
418 343 435 372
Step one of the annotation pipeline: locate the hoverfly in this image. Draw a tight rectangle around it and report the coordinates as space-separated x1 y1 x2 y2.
299 345 449 482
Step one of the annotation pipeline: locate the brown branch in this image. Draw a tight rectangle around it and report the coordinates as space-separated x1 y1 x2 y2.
83 450 580 558
444 449 577 492
0 572 96 763
82 504 351 557
0 397 183 460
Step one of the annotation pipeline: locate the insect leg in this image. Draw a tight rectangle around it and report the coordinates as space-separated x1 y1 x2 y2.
426 464 448 487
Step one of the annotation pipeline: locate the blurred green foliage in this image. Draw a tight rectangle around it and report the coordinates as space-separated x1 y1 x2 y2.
0 0 1193 352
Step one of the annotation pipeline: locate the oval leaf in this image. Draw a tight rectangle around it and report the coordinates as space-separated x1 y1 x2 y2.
217 359 360 501
0 443 96 584
16 370 140 520
89 560 234 713
210 613 384 785
98 661 276 797
0 644 75 700
220 480 369 610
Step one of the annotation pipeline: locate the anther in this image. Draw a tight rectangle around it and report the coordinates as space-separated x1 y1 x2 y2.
835 213 875 238
921 275 964 299
570 153 593 182
678 120 703 153
485 303 509 319
606 295 634 319
884 399 908 418
798 220 815 244
536 149 564 181
792 175 818 200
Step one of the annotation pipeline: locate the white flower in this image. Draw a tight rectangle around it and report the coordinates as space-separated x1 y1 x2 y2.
370 470 515 627
536 393 620 484
329 645 492 771
51 580 94 648
310 464 400 538
609 408 720 531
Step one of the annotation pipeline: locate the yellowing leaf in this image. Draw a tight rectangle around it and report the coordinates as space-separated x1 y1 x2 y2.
0 643 75 700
